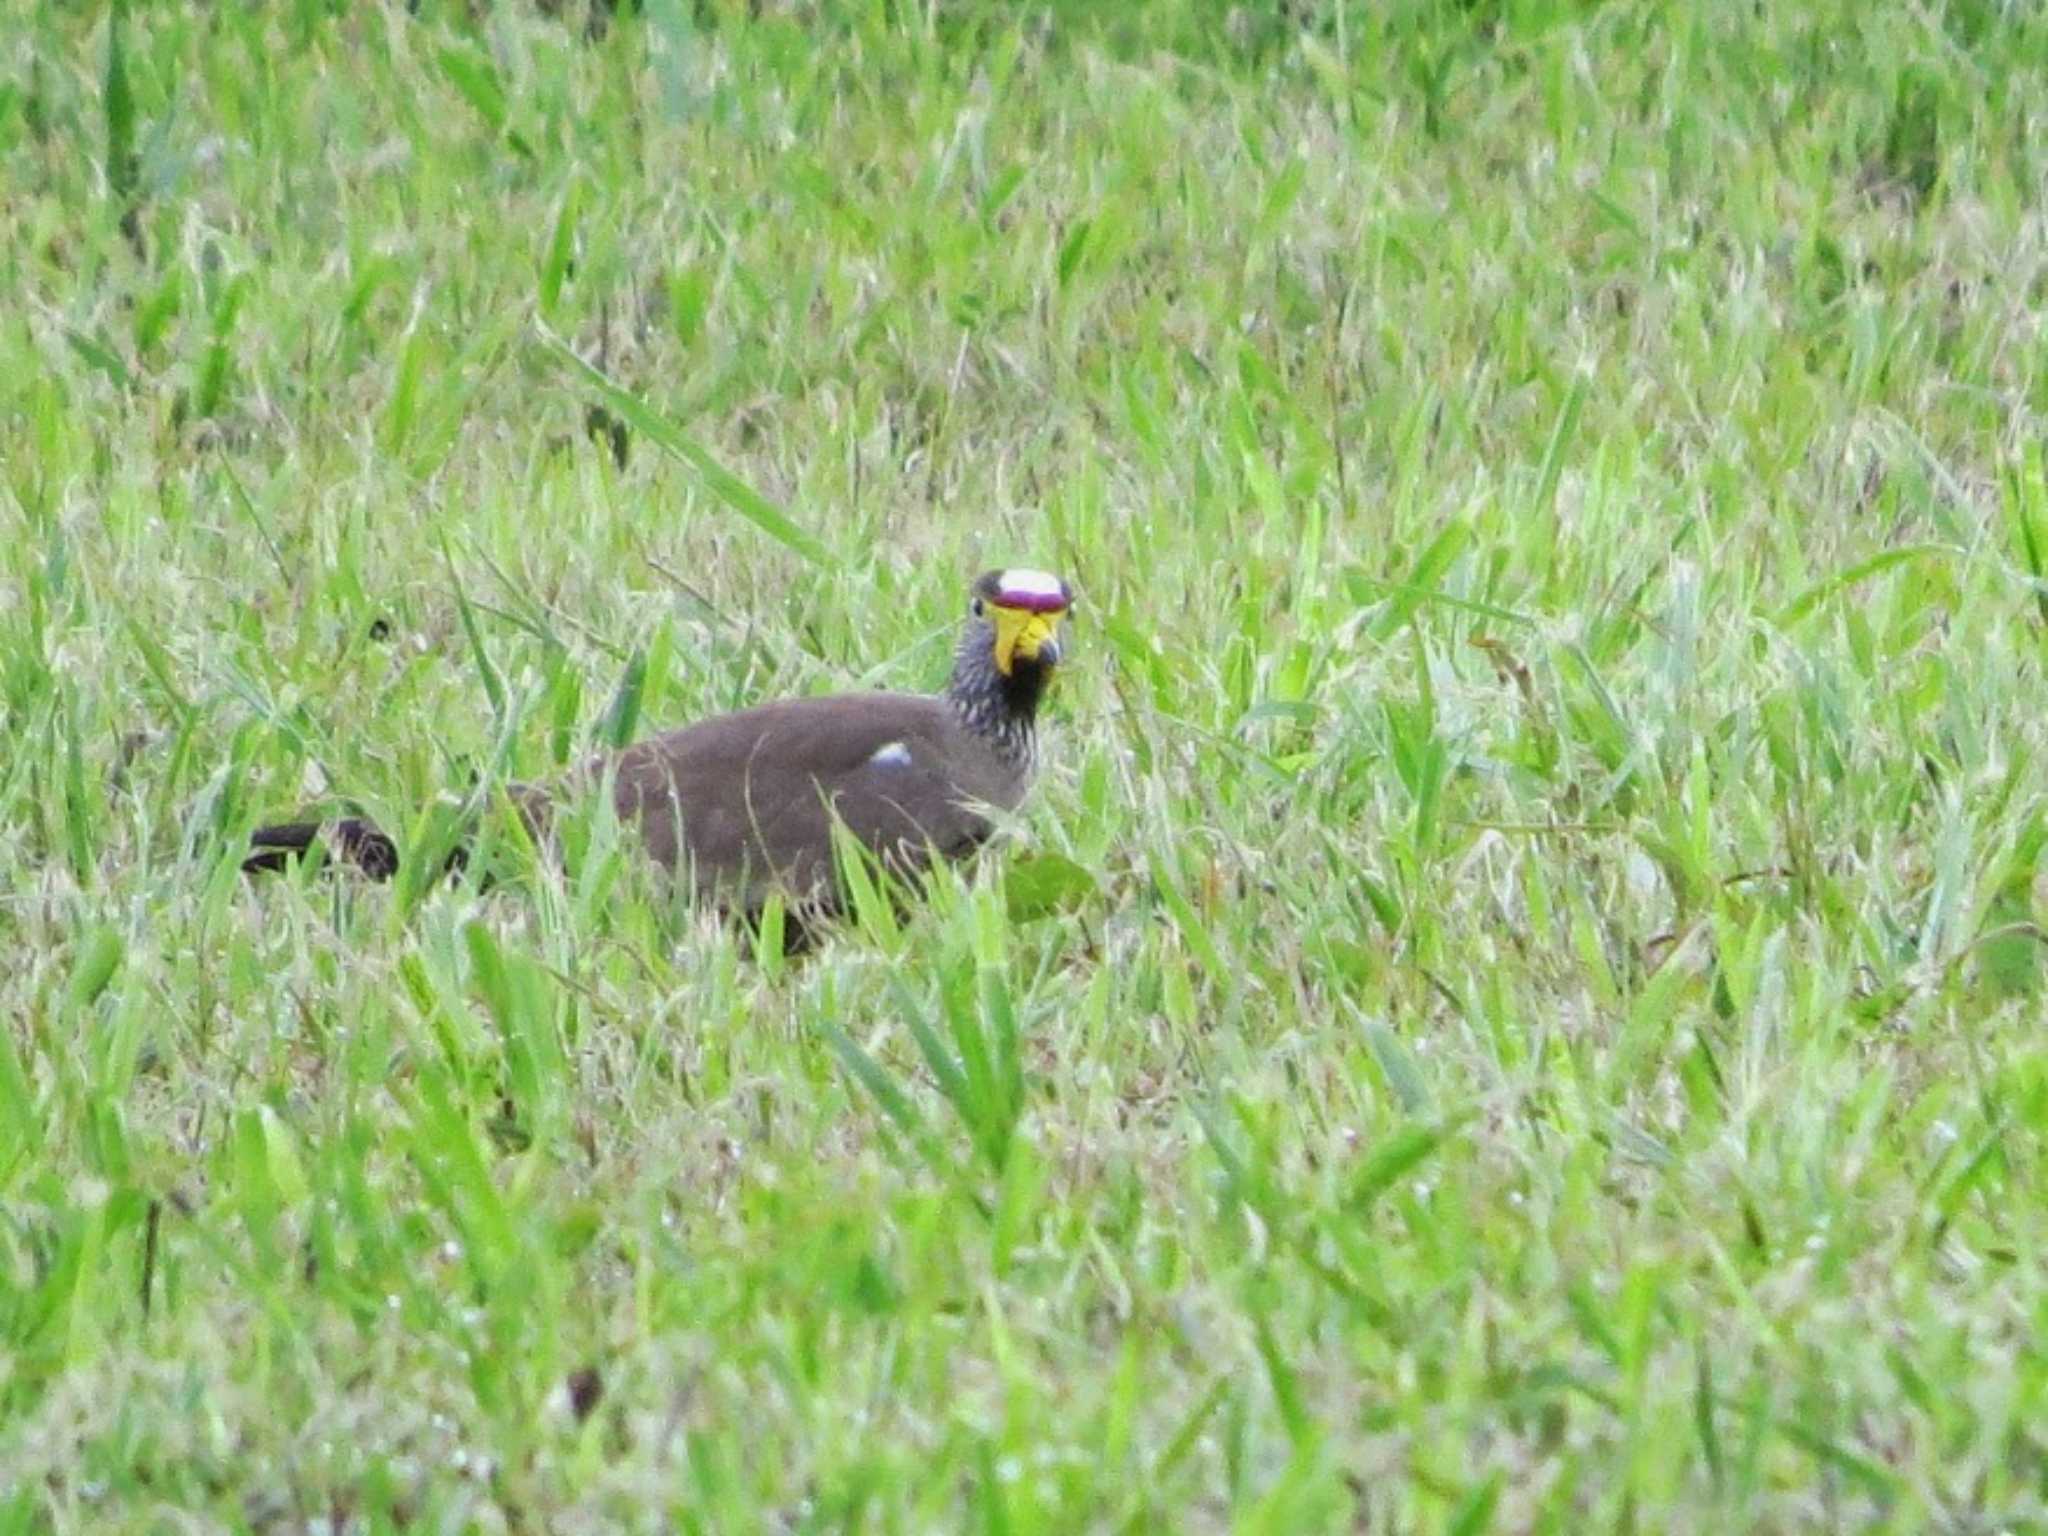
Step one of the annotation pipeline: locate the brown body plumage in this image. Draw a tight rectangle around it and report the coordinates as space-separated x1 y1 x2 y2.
244 569 1072 923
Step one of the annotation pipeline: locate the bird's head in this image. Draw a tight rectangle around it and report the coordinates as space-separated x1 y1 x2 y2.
948 568 1072 750
971 567 1071 677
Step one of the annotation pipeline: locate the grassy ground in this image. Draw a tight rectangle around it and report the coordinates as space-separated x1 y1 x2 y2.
4 0 2047 1528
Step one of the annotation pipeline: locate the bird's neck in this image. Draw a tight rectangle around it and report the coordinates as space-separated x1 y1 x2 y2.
946 626 1045 769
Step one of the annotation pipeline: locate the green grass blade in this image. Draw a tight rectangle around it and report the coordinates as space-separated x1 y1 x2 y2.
550 335 831 566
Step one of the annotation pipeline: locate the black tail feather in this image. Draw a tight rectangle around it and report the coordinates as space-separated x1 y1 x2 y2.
243 817 401 881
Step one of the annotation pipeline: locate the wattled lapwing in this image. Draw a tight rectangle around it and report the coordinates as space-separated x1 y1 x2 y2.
244 568 1073 924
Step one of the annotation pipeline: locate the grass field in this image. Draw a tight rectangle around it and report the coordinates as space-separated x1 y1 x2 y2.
5 0 2048 1528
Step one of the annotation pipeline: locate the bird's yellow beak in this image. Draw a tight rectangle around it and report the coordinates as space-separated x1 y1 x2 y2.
992 604 1064 676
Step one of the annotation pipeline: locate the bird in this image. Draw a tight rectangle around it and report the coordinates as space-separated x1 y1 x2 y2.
242 567 1073 929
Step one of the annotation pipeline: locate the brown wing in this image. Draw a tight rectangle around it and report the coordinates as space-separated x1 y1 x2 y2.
603 693 1023 910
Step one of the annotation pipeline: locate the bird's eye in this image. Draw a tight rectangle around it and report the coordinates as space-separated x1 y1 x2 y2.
971 597 985 616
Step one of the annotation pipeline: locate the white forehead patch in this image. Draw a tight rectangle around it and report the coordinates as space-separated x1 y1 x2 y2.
868 741 912 769
997 568 1065 600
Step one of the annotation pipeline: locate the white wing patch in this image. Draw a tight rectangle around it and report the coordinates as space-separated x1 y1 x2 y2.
868 741 913 769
